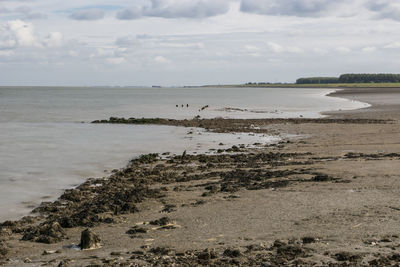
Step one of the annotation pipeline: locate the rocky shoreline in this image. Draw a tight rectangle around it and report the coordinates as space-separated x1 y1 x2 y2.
2 140 382 266
92 117 388 133
2 89 400 266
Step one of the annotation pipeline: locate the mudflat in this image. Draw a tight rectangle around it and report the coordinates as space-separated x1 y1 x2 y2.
1 88 400 266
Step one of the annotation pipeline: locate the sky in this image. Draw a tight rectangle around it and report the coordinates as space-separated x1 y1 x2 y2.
0 0 400 86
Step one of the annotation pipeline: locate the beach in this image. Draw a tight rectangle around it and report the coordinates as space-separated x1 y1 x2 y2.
1 87 400 266
0 86 366 222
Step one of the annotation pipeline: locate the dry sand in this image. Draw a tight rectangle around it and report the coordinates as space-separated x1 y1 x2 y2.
1 87 400 266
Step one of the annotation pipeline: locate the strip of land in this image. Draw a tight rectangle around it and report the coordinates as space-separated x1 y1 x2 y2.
1 87 400 266
202 83 400 88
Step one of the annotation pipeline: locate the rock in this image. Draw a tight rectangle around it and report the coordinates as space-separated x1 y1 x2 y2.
0 227 12 237
161 204 177 213
302 236 317 244
231 145 240 152
24 258 32 263
79 229 101 250
0 242 8 258
223 248 241 258
197 248 218 261
126 226 148 235
334 252 361 262
42 250 57 255
312 174 333 182
1 220 27 234
149 247 170 255
22 221 65 244
273 240 287 248
149 217 172 226
102 217 114 224
276 244 307 261
58 259 72 267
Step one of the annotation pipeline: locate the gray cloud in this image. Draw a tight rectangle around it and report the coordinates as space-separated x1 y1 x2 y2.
70 8 105 21
16 6 46 19
0 0 33 2
0 5 46 19
366 0 400 21
116 7 142 20
116 0 230 20
240 0 346 17
14 5 30 13
145 0 230 18
115 36 140 47
24 12 46 19
0 7 9 13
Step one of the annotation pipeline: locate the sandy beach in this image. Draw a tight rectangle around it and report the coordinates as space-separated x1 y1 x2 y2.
1 87 400 266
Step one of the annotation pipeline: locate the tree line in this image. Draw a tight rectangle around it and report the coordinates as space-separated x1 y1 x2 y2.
296 77 339 84
296 74 400 84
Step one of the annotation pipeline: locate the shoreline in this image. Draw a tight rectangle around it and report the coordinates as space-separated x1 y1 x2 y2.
0 86 369 223
2 88 400 266
202 84 400 89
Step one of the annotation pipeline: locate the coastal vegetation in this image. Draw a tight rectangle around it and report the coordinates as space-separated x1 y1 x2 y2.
218 73 400 88
297 74 400 84
216 82 400 88
296 77 339 84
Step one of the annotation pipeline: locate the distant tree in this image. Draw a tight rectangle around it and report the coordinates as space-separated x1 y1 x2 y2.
296 77 339 84
296 73 400 84
338 73 400 83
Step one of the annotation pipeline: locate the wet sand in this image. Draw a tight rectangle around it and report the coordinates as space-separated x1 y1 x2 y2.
2 87 400 266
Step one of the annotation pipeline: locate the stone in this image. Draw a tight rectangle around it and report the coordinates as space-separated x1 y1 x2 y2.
22 221 65 244
223 248 241 258
79 229 101 250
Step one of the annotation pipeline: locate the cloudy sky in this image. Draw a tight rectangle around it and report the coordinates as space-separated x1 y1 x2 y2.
0 0 400 86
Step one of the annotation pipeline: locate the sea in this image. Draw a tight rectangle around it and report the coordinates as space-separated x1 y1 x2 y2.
0 86 369 221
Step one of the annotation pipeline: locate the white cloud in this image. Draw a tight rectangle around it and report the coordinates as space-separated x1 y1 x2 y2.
159 42 204 49
1 0 400 86
68 50 78 57
267 42 284 53
312 48 328 55
384 42 400 49
0 50 14 57
267 42 303 54
106 57 126 64
0 20 36 48
362 46 376 52
286 46 304 53
44 32 62 47
154 55 169 63
335 46 351 53
96 48 115 57
0 38 16 49
244 45 259 51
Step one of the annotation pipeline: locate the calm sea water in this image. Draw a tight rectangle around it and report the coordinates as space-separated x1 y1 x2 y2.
0 87 369 221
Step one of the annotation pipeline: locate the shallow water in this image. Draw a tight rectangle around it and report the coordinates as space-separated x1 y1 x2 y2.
0 123 278 221
0 86 369 122
0 87 368 221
